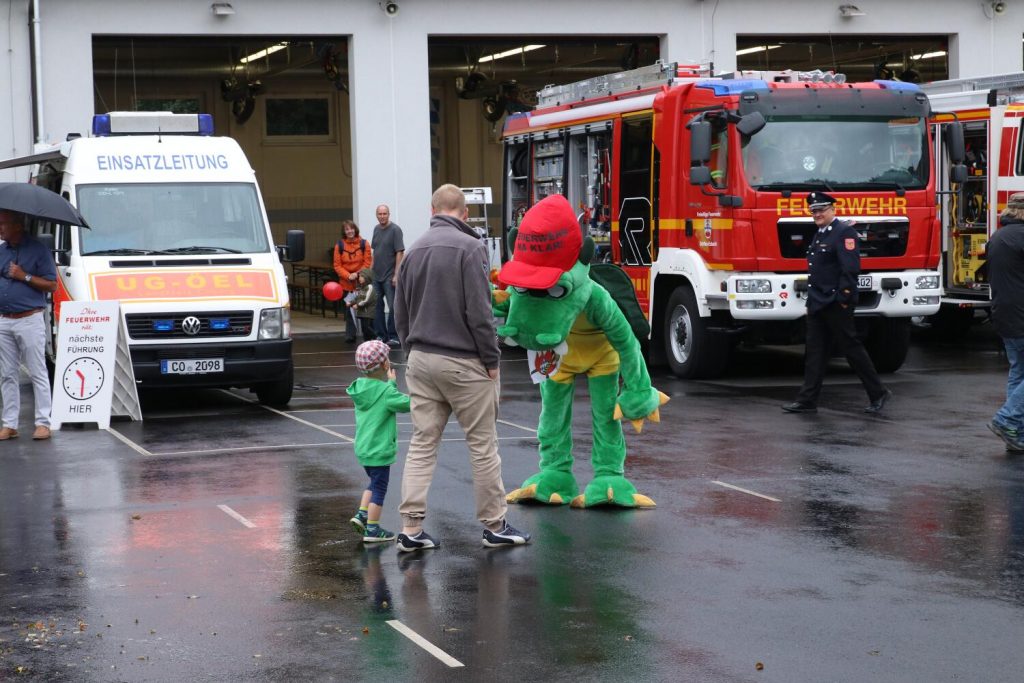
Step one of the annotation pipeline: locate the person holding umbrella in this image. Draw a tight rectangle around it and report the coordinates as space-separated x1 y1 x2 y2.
0 210 58 440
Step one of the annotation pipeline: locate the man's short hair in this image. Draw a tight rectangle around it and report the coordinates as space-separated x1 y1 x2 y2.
431 184 466 214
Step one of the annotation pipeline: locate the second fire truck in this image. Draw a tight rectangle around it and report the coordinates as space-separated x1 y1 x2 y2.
502 62 965 378
923 72 1024 337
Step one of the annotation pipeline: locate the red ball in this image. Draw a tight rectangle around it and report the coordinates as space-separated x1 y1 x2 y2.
322 281 343 301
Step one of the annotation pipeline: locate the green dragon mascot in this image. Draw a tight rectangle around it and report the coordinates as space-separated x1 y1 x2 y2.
493 194 668 508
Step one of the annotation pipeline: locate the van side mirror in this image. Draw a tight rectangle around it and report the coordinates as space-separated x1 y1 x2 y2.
950 164 968 184
277 229 305 263
737 111 766 137
37 232 70 266
946 122 965 165
689 120 712 164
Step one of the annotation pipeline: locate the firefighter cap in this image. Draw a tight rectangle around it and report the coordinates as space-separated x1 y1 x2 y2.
807 191 837 210
499 194 582 290
1007 192 1024 210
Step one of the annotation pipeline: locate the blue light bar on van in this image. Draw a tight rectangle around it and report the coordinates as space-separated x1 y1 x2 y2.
91 112 215 137
92 115 111 137
152 319 174 332
197 114 214 136
696 79 770 96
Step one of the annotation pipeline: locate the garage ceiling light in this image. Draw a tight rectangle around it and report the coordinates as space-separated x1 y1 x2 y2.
240 42 289 65
478 44 545 64
911 51 947 60
736 45 781 56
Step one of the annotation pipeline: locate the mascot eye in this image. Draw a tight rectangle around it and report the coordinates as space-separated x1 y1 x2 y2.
512 286 530 294
547 285 567 298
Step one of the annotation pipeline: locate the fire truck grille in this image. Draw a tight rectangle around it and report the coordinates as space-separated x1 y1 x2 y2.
125 311 254 339
777 220 910 259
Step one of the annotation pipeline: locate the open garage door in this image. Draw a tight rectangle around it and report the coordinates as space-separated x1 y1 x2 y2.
93 36 353 262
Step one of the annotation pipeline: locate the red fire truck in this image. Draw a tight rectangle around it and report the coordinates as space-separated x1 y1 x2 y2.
923 73 1024 337
502 62 964 378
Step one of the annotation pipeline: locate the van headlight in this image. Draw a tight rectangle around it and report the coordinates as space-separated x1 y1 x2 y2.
735 279 772 294
259 307 289 339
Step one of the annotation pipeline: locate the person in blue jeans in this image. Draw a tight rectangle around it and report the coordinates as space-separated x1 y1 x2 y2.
987 193 1024 452
370 205 404 347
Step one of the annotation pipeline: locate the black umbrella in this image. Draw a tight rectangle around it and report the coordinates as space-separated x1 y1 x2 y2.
0 182 90 227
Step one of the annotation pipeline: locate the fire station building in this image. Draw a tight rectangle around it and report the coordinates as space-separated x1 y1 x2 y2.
0 0 1021 251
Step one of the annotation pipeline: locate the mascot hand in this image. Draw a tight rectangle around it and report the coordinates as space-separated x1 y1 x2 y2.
613 389 670 433
492 288 511 318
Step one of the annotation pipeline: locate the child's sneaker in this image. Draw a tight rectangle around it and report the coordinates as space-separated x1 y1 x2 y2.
482 521 531 548
350 513 368 535
396 530 439 552
363 527 397 543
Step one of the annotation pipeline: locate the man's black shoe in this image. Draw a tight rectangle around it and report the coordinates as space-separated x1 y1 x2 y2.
864 389 893 414
782 402 817 414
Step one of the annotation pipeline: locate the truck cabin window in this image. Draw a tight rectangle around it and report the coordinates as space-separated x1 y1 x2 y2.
741 116 928 190
76 183 270 255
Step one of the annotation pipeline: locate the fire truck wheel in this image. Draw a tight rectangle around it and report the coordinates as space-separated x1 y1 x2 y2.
255 363 294 407
865 317 911 373
663 286 729 379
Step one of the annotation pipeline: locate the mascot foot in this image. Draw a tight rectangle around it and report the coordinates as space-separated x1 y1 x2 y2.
568 475 656 509
506 471 579 505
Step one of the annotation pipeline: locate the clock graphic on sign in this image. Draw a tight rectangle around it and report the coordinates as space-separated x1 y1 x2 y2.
62 357 105 400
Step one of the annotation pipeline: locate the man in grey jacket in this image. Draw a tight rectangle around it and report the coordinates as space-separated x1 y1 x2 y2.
393 183 530 551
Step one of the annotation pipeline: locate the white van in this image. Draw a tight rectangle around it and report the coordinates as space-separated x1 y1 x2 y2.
0 111 305 406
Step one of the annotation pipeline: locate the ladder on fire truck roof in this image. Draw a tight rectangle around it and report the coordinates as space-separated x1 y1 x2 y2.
923 72 1024 96
535 61 709 108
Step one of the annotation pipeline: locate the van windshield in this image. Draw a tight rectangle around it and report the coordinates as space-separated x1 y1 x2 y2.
76 183 270 255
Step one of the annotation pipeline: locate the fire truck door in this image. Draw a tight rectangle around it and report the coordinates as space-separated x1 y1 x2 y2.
616 114 654 267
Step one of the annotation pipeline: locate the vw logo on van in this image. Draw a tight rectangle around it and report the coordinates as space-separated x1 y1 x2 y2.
181 316 202 336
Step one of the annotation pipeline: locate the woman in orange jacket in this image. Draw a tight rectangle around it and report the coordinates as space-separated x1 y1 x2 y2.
334 219 374 342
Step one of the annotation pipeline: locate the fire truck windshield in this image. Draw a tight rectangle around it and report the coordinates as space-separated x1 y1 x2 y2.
741 115 928 191
76 183 271 255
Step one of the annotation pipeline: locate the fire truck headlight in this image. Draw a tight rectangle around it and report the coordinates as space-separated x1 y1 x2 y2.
259 307 289 340
913 296 940 306
735 279 772 294
915 275 940 290
736 299 775 310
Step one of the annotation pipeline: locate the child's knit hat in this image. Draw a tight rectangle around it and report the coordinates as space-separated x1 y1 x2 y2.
355 339 390 373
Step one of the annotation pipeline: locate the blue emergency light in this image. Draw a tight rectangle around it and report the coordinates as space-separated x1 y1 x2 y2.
152 319 174 332
92 113 215 137
209 318 230 331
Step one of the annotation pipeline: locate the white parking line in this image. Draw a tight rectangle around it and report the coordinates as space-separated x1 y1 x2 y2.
497 418 537 434
218 504 256 528
219 390 355 442
397 436 525 444
107 427 152 456
153 441 347 457
710 480 781 503
386 620 464 668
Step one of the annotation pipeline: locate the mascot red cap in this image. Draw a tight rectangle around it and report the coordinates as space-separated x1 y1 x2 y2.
499 194 582 290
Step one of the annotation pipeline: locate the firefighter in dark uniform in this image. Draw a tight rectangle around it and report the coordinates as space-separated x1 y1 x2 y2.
782 192 892 414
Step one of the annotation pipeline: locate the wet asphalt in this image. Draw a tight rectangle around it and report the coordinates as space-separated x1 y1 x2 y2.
2 324 1023 682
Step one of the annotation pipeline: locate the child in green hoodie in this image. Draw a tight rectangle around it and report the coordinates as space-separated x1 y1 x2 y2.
346 339 411 542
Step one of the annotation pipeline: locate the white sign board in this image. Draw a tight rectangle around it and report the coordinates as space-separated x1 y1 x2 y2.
51 300 141 430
